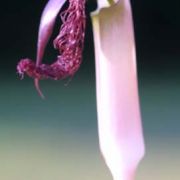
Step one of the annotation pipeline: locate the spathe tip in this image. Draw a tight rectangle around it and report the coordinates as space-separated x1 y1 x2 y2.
34 78 45 99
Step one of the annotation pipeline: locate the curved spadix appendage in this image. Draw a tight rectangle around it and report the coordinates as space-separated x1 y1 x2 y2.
17 0 86 97
36 0 67 66
91 0 145 180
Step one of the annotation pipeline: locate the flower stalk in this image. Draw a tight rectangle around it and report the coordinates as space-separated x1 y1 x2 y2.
91 0 145 179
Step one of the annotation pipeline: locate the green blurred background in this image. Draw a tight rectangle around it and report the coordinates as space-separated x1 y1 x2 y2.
0 0 180 179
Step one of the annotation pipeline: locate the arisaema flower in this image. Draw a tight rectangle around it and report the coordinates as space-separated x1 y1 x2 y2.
17 0 145 179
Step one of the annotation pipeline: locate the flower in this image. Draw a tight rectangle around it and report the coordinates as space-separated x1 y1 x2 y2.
17 0 145 179
91 0 145 179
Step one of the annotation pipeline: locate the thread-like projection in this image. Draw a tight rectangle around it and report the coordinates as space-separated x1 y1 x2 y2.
17 0 86 82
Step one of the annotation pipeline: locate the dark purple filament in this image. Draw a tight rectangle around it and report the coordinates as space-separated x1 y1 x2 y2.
17 0 86 81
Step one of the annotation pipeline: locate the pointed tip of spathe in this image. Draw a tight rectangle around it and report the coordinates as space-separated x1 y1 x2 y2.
34 78 45 99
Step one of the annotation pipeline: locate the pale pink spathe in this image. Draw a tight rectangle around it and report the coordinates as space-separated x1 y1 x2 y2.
91 0 145 179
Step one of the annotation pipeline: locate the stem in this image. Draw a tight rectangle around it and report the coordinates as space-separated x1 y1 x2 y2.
112 168 135 180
